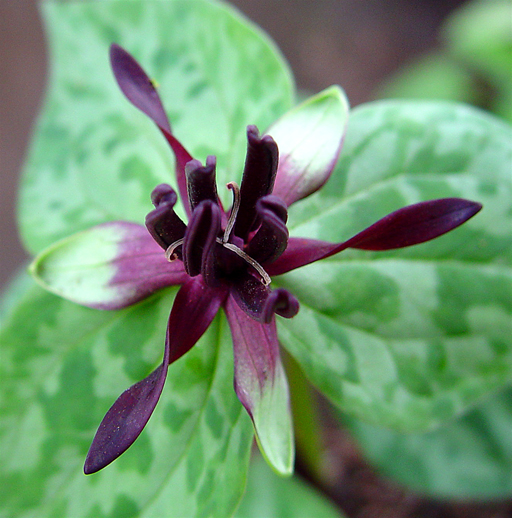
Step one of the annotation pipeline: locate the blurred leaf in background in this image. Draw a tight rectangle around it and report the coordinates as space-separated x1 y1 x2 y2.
235 454 346 518
377 0 512 122
341 386 512 500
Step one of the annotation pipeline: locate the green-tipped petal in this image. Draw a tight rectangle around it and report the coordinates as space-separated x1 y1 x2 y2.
29 222 187 309
270 85 349 206
225 295 294 475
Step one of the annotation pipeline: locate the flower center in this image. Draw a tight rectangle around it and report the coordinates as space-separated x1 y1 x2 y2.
165 181 271 286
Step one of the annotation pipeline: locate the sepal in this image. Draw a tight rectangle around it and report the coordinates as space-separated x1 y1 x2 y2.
29 222 187 309
270 86 349 206
225 296 294 475
84 276 225 474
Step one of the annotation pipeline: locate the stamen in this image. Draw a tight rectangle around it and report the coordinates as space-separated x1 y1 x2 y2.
223 182 240 243
165 238 185 262
217 239 271 286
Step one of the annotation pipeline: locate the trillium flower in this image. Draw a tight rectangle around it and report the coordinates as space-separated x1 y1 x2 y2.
30 44 482 476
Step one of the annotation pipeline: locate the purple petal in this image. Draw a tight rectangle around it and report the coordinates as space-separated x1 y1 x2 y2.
185 156 224 213
234 126 279 240
267 198 482 276
246 195 289 264
110 43 172 133
146 184 187 253
84 277 225 474
110 44 193 215
84 333 170 474
224 295 294 474
163 133 194 219
230 273 299 323
182 200 222 280
167 276 227 364
265 237 336 277
342 198 483 251
30 222 188 310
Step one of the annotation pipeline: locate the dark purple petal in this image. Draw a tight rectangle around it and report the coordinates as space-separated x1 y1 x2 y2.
110 43 172 133
234 126 279 240
167 276 227 364
230 273 298 323
341 198 483 251
84 330 171 474
185 156 220 211
182 200 222 279
224 295 294 474
246 195 289 264
265 236 343 276
267 198 482 276
83 277 224 474
262 288 299 322
230 273 271 322
110 44 193 215
145 184 187 253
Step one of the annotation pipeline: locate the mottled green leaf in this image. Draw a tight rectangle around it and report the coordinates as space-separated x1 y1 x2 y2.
343 386 512 500
234 455 345 518
0 283 253 517
276 101 512 432
19 0 294 255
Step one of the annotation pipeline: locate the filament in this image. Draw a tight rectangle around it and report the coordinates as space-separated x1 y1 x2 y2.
223 182 240 243
165 238 184 262
218 239 271 286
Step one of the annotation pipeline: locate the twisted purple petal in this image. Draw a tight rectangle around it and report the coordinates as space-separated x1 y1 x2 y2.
267 198 482 276
110 44 193 215
84 277 225 474
246 195 289 265
145 184 187 253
